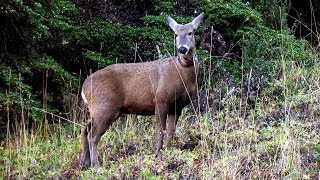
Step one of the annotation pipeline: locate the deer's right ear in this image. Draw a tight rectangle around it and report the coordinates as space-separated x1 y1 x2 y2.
167 16 178 31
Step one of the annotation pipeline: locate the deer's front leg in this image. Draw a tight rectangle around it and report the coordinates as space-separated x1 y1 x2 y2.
167 112 180 148
154 103 169 157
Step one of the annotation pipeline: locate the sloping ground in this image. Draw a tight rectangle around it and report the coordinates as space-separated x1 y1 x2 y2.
2 61 319 179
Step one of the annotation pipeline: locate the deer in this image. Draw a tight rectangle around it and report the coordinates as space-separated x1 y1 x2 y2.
80 12 204 169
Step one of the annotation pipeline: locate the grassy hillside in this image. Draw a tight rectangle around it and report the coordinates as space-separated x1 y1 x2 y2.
2 43 319 179
1 0 319 179
2 71 319 178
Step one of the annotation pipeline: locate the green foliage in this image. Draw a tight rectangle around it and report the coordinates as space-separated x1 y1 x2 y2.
246 0 290 29
0 65 42 120
203 0 263 34
84 50 115 67
0 0 83 122
13 0 80 40
315 143 320 152
316 143 320 163
87 20 119 43
199 0 317 97
34 56 77 87
243 27 311 77
154 1 175 12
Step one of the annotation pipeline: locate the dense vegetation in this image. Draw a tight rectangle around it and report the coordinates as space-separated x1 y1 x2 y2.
0 0 319 178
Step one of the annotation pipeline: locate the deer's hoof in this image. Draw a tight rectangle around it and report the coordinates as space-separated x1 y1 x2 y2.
155 150 163 158
80 157 90 170
80 162 89 170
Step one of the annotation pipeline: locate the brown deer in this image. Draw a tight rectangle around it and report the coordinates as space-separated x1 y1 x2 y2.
81 13 204 169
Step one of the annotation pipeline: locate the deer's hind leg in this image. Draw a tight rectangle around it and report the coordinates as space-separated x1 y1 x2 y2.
82 106 120 169
81 122 92 169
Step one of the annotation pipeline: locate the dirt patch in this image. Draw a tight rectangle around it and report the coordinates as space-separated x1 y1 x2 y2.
108 142 139 162
167 160 186 172
56 155 81 179
180 140 199 151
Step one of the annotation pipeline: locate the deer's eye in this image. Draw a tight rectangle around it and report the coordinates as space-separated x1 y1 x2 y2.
188 32 193 36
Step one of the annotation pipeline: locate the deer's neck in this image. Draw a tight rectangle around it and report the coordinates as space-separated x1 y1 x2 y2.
177 50 197 68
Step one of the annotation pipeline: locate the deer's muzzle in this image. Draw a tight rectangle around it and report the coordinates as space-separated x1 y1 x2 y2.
178 46 189 54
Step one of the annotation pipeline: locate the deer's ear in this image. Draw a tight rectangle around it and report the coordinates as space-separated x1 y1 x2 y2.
191 12 204 29
167 16 178 31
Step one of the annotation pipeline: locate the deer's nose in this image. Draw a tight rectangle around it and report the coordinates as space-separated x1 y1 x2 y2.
178 46 188 54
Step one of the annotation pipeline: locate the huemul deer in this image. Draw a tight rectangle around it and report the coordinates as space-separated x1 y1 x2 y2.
81 13 204 169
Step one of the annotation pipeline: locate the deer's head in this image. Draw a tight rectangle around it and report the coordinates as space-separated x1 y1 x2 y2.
167 13 204 60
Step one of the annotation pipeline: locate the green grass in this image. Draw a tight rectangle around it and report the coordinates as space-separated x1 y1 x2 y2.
1 123 81 178
1 64 319 179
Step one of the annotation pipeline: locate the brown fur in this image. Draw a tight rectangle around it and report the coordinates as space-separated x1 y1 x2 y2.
81 13 204 169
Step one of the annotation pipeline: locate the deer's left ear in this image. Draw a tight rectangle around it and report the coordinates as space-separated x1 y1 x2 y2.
191 12 204 29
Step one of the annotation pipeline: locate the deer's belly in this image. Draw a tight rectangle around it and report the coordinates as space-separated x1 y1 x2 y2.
121 103 155 115
122 94 155 115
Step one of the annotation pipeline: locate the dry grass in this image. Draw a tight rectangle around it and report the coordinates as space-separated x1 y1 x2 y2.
1 57 319 179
